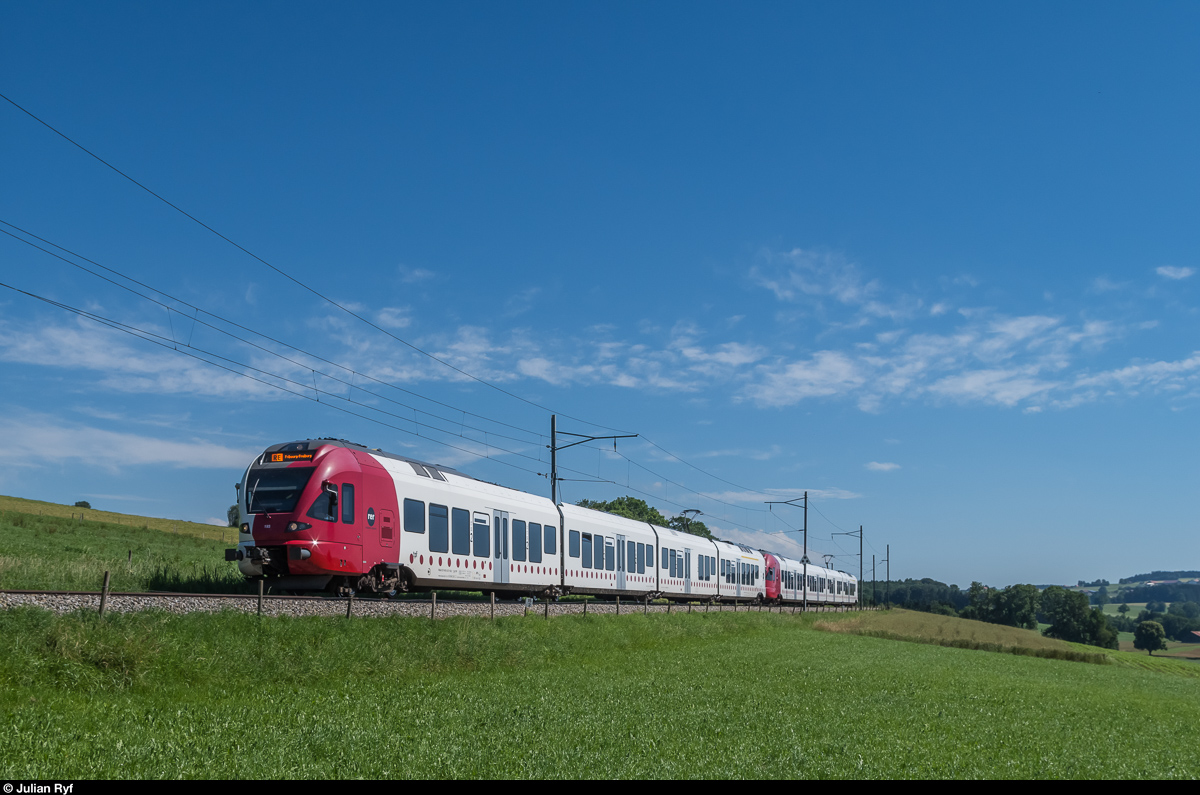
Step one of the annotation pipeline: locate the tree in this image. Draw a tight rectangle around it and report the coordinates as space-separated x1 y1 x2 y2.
74 500 91 509
1117 603 1130 616
1094 585 1110 607
576 496 713 538
1041 586 1117 648
227 504 240 527
1134 621 1168 656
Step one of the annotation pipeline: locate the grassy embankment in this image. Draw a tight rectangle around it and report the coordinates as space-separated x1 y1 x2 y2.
2 607 1198 778
0 494 247 593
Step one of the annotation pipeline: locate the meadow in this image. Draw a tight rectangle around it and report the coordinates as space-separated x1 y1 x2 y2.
0 496 247 593
2 495 1198 778
1 607 1198 779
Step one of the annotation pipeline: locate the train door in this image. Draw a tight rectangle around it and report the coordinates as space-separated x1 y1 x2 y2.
736 561 743 599
493 510 510 584
616 534 626 589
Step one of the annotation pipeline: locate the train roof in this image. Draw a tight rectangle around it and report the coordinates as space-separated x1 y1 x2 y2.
261 438 480 483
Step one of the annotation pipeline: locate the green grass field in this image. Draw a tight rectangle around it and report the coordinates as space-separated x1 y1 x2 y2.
0 495 248 593
1 607 1198 779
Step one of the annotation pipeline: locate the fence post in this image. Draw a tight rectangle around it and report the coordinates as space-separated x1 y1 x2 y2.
98 571 110 617
523 597 528 617
431 591 437 620
347 592 355 619
490 591 494 620
643 596 648 615
257 579 264 616
616 596 620 615
544 599 549 620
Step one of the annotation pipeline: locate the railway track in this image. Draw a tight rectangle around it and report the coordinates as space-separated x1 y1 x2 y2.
0 588 850 618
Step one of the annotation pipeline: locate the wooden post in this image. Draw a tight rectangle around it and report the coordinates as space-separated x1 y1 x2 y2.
616 596 620 615
667 601 671 614
523 597 528 617
643 596 648 615
98 571 110 617
544 599 549 620
431 591 437 620
127 549 132 565
583 599 588 615
347 592 355 619
688 603 692 613
257 579 264 616
490 591 495 620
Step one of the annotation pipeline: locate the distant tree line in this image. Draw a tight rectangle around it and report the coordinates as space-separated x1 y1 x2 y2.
863 578 969 613
865 578 1119 649
1111 600 1200 642
1118 571 1200 585
1119 582 1200 605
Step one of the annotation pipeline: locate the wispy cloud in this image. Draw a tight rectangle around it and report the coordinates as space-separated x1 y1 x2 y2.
0 414 257 472
1156 266 1195 280
865 462 900 471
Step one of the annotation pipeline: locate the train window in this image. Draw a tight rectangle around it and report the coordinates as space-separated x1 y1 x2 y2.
636 543 644 574
452 508 470 555
429 504 449 553
569 529 580 558
685 553 690 580
627 541 635 572
409 462 431 478
340 484 355 524
529 522 542 563
426 468 447 482
513 520 526 561
473 514 489 557
306 489 336 522
594 534 605 570
669 549 676 579
662 548 668 570
606 541 615 571
403 499 425 533
544 524 556 555
246 468 314 514
581 533 593 568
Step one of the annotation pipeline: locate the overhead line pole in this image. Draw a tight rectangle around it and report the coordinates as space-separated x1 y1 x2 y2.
833 524 864 610
765 491 807 612
549 415 637 505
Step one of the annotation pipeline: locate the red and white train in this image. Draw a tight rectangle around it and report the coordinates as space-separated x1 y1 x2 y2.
227 438 858 606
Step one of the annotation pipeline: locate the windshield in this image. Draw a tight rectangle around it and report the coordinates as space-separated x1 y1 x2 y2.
247 467 315 514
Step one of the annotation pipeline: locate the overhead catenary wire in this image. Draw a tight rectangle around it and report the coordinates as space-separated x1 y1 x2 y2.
2 93 818 502
0 219 548 447
3 218 830 536
0 274 783 537
3 93 872 539
0 91 630 437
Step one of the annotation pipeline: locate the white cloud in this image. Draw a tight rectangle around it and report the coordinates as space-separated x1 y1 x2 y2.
376 307 411 329
743 351 867 407
398 266 435 283
0 317 285 399
0 414 257 472
1156 266 1195 280
865 462 900 471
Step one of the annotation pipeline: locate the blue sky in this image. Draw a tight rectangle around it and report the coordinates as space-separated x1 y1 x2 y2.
2 2 1198 586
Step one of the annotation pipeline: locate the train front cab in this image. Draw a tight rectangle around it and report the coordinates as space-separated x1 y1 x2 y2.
234 441 399 592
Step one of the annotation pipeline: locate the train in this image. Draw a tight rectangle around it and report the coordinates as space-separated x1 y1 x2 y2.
225 438 859 606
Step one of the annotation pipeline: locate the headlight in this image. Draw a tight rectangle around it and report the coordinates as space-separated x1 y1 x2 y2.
286 522 312 532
